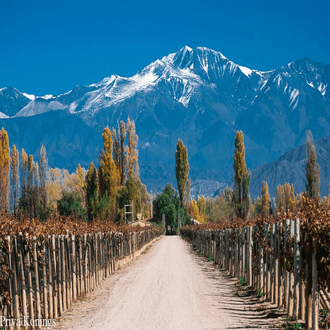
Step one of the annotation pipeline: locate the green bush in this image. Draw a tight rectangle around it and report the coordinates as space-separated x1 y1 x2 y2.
57 193 86 219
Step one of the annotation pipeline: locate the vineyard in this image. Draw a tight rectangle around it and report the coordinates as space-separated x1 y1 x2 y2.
181 197 330 330
0 215 162 329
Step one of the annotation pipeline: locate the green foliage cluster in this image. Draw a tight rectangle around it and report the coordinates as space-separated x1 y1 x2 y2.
175 140 189 208
153 183 186 231
57 192 86 219
306 130 320 201
232 131 250 220
205 187 233 222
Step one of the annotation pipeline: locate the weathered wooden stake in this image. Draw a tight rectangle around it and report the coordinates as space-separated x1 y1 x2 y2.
312 238 319 330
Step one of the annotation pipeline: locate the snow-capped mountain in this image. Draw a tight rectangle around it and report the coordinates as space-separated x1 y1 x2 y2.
0 46 329 195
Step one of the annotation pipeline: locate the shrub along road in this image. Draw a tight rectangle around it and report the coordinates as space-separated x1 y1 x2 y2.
55 236 279 330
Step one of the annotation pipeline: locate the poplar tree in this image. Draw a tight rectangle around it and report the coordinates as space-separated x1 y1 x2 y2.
126 118 139 179
175 139 189 207
33 162 40 218
20 149 28 212
197 195 207 223
86 163 98 221
0 128 10 211
233 131 250 219
75 164 86 207
10 145 20 215
141 184 151 217
98 126 118 219
261 181 270 217
39 145 48 219
305 130 320 201
113 121 127 185
27 155 34 218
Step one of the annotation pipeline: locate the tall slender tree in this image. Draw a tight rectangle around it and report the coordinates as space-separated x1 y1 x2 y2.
261 181 270 217
305 130 320 201
175 139 189 207
39 145 48 219
126 118 139 179
27 155 34 218
98 126 119 219
33 162 40 218
0 128 10 211
20 149 28 212
86 163 98 221
10 145 20 215
233 131 250 219
74 164 86 207
113 121 127 185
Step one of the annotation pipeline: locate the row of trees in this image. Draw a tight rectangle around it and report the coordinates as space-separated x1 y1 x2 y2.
156 128 322 226
0 127 50 219
84 119 151 222
0 118 151 223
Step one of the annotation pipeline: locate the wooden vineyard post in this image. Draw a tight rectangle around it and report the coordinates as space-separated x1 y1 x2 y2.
65 232 72 309
242 228 246 279
47 236 53 320
52 235 58 319
237 230 240 276
5 236 13 330
33 236 42 326
306 252 312 329
94 233 98 288
61 235 67 311
293 218 300 319
284 219 289 311
253 226 257 290
288 220 294 317
78 237 83 296
84 234 88 295
278 222 283 309
274 222 279 307
25 234 35 328
312 238 319 330
264 223 269 300
11 237 20 330
57 235 63 316
89 235 93 291
248 226 253 287
232 230 235 277
42 241 49 320
72 235 77 301
225 231 228 273
213 231 217 265
270 224 275 304
18 233 28 321
259 229 263 295
235 230 238 276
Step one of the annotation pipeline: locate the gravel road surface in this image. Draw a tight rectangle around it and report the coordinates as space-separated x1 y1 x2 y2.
55 236 278 330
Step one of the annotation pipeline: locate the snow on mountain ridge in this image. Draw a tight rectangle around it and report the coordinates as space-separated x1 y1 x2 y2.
2 47 329 121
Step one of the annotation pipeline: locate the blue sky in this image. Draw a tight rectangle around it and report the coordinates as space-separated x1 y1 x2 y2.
1 0 329 95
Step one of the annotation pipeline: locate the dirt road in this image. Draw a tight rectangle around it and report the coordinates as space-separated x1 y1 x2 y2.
56 236 278 330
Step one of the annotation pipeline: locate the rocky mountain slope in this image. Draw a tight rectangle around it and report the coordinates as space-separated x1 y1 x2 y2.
0 46 329 194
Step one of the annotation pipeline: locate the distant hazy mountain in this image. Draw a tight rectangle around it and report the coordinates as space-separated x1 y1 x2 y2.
250 136 330 198
0 46 329 194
